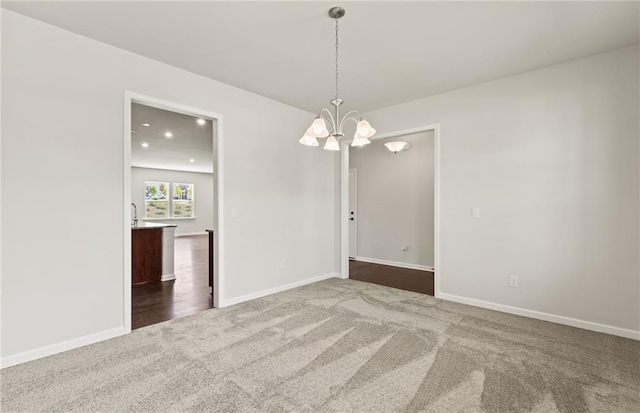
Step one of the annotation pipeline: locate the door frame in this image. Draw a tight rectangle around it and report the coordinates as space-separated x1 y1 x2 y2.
123 91 224 333
340 124 441 297
348 168 358 259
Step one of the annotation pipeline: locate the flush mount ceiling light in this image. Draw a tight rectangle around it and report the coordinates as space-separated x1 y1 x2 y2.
299 6 376 151
197 119 206 126
189 158 195 163
141 123 150 127
384 140 408 153
141 142 149 148
164 131 173 138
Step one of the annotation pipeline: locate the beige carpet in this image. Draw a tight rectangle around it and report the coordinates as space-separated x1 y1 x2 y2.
2 278 639 412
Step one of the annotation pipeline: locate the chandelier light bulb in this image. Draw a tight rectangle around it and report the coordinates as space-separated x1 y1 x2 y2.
356 119 376 139
324 135 340 151
310 117 329 137
299 130 319 147
351 137 371 147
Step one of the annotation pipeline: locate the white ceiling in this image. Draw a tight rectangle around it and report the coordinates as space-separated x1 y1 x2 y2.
3 1 639 113
131 103 215 174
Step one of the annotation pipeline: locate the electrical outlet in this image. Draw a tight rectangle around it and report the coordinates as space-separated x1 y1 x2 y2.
280 259 286 270
402 245 409 252
509 275 519 288
231 208 238 218
472 208 480 219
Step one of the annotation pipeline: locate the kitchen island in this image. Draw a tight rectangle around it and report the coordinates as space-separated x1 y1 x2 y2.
132 222 177 285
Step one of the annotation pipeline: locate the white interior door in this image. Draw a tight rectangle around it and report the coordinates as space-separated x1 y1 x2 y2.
349 170 357 259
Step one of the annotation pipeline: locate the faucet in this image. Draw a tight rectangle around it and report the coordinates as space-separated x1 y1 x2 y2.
131 203 138 227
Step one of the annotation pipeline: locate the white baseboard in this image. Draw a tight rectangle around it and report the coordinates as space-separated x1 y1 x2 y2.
0 326 127 369
0 274 338 369
437 292 640 341
175 232 207 238
161 273 176 281
221 272 340 307
355 256 434 272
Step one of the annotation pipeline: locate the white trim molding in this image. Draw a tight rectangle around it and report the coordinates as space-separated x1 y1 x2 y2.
339 146 350 280
143 217 197 221
355 256 434 272
222 273 340 307
0 327 127 369
340 123 441 289
124 91 225 324
438 292 640 341
174 232 208 238
161 274 176 282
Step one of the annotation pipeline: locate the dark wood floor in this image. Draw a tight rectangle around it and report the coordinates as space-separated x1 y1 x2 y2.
349 260 434 296
132 234 213 329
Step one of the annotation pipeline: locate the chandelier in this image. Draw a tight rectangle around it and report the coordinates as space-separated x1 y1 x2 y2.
299 6 376 151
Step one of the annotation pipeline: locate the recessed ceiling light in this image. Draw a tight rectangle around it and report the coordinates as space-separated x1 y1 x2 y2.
164 131 173 138
141 123 150 127
141 142 149 148
197 119 206 126
189 158 195 163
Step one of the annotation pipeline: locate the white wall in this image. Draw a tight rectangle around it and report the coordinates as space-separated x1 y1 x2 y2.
366 46 640 334
131 167 214 236
1 11 336 361
350 132 434 267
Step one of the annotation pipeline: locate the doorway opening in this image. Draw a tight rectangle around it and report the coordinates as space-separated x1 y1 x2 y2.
341 125 440 296
124 92 223 332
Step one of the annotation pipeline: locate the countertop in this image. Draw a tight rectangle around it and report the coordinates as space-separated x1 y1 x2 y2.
132 222 178 230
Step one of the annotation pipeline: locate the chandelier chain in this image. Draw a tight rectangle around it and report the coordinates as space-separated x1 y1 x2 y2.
335 17 339 100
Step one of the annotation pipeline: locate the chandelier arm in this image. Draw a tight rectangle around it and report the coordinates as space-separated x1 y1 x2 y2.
320 108 337 133
338 111 362 132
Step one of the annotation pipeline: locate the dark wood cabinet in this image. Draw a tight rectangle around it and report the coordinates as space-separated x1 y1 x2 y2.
132 228 163 285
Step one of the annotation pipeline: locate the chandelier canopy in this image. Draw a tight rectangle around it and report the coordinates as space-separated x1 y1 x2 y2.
299 7 376 151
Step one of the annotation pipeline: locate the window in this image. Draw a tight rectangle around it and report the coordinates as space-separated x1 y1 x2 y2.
172 183 194 218
144 181 195 219
145 182 169 218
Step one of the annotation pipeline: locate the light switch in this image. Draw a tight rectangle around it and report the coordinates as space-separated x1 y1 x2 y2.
231 208 238 218
472 207 480 219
